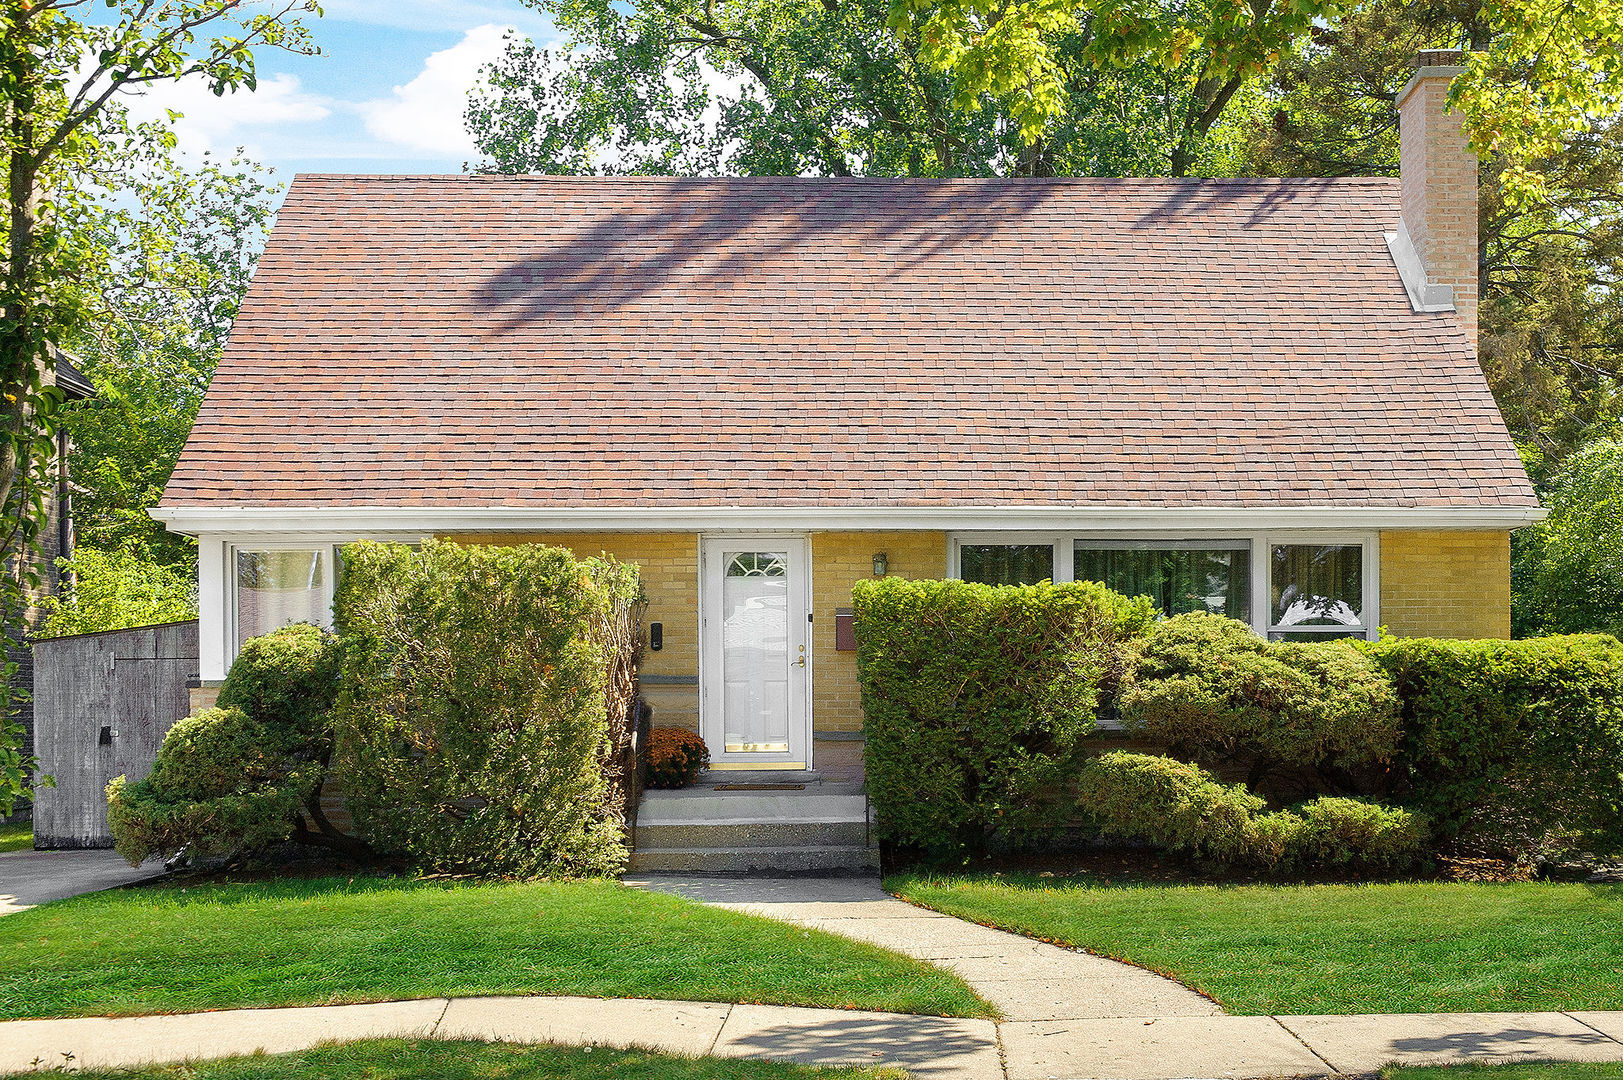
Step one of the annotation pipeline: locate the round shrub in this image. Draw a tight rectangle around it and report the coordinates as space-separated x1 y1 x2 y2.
106 624 346 867
217 622 342 741
645 727 708 788
1119 613 1400 783
107 707 322 864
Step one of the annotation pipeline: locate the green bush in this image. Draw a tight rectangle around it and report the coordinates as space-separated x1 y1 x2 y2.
644 726 708 789
1076 752 1427 871
854 578 1154 854
107 707 317 863
1076 751 1263 863
217 622 342 737
1368 634 1623 856
107 624 345 866
1118 613 1400 784
1290 796 1428 870
332 540 641 878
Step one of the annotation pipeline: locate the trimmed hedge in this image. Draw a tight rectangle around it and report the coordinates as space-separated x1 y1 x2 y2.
332 540 641 878
854 577 1154 854
1367 634 1623 855
1076 751 1428 871
1118 613 1400 784
107 624 344 865
1075 751 1263 863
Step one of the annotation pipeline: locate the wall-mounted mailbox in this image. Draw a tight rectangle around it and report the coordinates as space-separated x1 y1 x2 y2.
649 622 663 651
834 608 856 652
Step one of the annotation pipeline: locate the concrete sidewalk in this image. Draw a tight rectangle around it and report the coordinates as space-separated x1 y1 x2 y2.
0 995 1001 1080
0 849 166 915
5 995 1623 1079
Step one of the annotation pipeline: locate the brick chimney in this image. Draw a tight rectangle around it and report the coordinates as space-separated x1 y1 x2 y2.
1395 48 1478 351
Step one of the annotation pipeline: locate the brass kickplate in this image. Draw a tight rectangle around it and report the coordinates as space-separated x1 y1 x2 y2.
713 783 807 791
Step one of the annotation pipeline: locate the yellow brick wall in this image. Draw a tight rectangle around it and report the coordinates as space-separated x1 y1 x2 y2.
1379 529 1511 639
810 531 949 732
445 532 700 730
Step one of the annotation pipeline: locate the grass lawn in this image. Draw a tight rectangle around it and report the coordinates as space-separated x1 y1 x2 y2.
0 876 991 1021
0 822 29 853
0 1038 910 1080
1382 1066 1623 1080
890 872 1623 1015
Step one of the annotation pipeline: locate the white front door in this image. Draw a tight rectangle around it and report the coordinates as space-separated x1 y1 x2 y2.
700 537 812 769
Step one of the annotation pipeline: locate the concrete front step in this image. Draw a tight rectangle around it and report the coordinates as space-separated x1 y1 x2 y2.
626 844 880 875
638 791 870 827
636 820 871 850
631 785 876 876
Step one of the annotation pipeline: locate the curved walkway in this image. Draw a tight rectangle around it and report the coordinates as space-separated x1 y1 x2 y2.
626 874 1219 1022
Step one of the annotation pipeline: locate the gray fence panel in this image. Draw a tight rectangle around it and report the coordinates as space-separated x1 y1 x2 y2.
31 620 199 850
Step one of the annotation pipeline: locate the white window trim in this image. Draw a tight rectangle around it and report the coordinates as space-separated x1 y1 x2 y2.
948 531 1380 641
1257 531 1380 640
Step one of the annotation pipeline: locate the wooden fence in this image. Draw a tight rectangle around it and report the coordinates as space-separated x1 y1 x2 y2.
31 620 199 849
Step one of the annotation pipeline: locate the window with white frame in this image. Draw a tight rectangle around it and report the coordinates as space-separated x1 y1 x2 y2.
1266 542 1367 640
950 533 1374 639
1074 539 1251 622
232 546 336 653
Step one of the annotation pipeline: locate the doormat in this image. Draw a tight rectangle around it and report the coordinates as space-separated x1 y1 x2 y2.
714 784 807 791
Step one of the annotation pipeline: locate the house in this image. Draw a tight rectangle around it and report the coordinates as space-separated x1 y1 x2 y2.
154 51 1539 789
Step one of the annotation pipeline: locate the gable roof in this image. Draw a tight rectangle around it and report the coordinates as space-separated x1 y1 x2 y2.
159 174 1539 519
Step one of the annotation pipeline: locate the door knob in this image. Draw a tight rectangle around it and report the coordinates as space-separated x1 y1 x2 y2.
794 655 806 667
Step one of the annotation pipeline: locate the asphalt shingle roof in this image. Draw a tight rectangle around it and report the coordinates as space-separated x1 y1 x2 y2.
161 174 1538 510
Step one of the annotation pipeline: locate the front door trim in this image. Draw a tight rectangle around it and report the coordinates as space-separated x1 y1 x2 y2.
698 534 813 771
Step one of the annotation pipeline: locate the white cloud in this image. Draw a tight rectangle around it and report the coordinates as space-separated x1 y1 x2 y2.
118 71 332 158
357 23 515 157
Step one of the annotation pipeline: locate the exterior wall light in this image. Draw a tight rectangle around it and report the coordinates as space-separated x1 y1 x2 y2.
872 552 889 577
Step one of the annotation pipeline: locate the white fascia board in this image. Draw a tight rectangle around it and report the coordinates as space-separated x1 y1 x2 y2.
150 503 1548 536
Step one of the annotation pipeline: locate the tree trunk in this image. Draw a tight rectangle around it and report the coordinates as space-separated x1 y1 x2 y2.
1 8 45 534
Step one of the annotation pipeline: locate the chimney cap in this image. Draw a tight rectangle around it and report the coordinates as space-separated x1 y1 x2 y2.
1415 48 1465 68
1397 49 1467 108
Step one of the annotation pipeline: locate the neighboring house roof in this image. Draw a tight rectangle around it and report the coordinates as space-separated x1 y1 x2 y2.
159 174 1539 514
51 350 95 400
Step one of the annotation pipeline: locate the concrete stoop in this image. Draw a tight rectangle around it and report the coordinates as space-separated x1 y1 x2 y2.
629 777 878 875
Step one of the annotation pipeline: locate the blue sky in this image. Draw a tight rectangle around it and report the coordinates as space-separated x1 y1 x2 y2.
121 0 561 177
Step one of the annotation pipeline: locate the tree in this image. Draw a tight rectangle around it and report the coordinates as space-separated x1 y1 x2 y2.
62 154 279 572
1232 0 1623 465
37 547 196 637
888 0 1623 188
0 0 315 812
467 0 1250 178
1512 439 1623 637
886 0 1341 176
